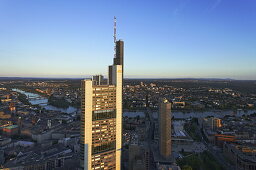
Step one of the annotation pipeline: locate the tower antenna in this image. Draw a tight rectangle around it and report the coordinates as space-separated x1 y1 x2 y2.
114 16 116 58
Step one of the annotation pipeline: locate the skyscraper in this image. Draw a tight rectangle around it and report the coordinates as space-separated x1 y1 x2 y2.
109 39 124 85
92 75 104 85
114 40 124 66
80 18 123 170
159 98 172 159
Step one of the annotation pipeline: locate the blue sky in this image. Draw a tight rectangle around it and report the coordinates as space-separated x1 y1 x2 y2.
0 0 255 79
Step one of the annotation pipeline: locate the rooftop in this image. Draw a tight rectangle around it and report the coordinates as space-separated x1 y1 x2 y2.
3 125 18 129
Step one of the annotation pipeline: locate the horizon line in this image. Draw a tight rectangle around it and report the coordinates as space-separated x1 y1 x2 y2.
1 76 256 81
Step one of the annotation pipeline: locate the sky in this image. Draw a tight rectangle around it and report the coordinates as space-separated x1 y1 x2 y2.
0 0 256 80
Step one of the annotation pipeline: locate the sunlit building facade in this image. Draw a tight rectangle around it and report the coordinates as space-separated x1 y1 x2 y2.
80 40 123 169
159 98 172 159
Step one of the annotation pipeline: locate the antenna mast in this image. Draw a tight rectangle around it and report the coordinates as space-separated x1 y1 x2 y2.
114 16 116 58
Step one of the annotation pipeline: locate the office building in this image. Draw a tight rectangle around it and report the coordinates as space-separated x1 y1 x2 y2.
159 98 172 159
128 143 150 170
92 75 104 85
114 40 124 66
110 39 124 84
201 117 222 131
80 18 124 170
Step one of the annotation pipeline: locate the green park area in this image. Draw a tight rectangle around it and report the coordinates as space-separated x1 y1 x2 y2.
184 118 201 141
177 151 224 170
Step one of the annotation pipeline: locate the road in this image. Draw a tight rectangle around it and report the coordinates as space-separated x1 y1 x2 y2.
145 108 157 169
198 127 235 170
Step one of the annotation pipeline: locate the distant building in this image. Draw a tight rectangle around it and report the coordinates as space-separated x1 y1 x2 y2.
0 137 11 147
128 144 150 170
3 145 71 170
0 150 4 165
0 111 11 120
1 125 19 136
202 117 222 131
9 102 16 113
223 143 256 170
173 102 185 109
200 117 224 144
129 144 140 170
92 75 104 85
156 163 181 170
215 134 236 147
159 98 172 159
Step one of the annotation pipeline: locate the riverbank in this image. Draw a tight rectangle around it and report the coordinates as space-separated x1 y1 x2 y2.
12 89 78 114
48 95 70 109
17 92 30 105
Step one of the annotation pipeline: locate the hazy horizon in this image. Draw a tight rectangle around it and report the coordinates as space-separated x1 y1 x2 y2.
0 75 255 81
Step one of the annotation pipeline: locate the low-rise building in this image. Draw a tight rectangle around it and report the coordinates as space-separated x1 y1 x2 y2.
224 143 256 170
1 125 19 136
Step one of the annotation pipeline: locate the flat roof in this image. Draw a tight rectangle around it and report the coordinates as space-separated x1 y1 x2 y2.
4 125 18 129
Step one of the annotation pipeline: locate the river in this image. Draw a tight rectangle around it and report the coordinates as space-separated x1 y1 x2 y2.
13 89 77 114
13 89 256 118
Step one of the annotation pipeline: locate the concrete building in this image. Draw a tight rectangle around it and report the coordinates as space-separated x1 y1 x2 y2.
80 24 124 169
156 163 181 170
128 143 150 170
202 117 222 131
3 144 72 170
0 150 4 165
1 125 19 136
0 137 11 147
110 39 124 84
92 75 104 85
128 144 140 170
159 98 172 159
223 143 256 170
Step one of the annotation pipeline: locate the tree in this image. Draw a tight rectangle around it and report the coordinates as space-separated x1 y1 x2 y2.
182 165 193 170
136 115 140 121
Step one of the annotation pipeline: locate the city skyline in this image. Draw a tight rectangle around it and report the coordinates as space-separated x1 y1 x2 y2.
0 0 256 80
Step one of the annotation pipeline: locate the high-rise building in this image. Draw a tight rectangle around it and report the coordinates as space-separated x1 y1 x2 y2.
80 18 123 170
109 39 124 85
92 75 104 85
128 144 150 170
159 98 172 159
114 40 124 66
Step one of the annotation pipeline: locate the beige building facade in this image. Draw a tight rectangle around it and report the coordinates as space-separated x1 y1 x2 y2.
80 36 123 169
159 98 172 159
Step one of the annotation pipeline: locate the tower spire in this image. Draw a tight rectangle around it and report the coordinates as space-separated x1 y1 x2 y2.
114 16 116 44
114 16 116 58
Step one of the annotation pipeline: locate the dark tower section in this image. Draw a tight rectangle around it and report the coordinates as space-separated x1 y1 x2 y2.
108 65 113 85
113 40 124 81
114 40 124 66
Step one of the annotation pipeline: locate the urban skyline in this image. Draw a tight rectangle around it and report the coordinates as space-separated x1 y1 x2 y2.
1 1 256 170
0 0 256 80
